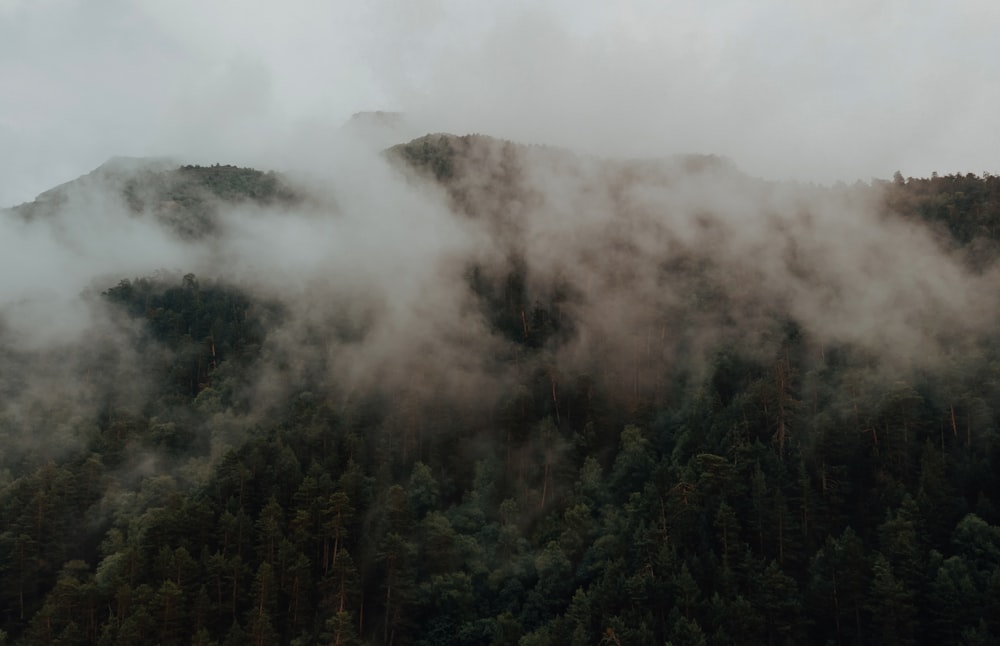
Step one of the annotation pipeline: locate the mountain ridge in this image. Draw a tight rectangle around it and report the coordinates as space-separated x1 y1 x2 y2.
2 128 1000 644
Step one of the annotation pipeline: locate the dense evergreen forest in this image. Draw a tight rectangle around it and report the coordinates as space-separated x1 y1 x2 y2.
2 136 1000 645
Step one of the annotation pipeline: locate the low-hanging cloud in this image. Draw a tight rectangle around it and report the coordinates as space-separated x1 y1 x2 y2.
2 0 1000 480
3 1 1000 204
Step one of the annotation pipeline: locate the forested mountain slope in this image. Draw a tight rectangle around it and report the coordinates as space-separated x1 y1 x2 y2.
6 158 302 239
1 135 999 645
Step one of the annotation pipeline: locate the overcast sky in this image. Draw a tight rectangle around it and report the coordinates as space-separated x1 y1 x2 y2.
2 0 999 205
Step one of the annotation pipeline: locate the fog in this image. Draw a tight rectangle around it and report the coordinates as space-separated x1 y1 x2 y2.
3 1 1000 473
6 133 994 414
3 0 1000 205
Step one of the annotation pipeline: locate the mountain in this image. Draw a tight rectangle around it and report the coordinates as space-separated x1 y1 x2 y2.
1 132 1000 645
6 157 302 239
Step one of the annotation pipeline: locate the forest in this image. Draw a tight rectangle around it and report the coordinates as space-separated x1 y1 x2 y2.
1 134 1000 645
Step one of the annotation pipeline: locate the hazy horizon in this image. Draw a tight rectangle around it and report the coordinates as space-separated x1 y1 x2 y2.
3 0 1000 205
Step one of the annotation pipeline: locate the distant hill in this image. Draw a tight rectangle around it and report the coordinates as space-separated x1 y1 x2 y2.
5 158 303 239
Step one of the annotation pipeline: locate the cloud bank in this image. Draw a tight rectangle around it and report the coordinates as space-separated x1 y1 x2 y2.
3 0 1000 204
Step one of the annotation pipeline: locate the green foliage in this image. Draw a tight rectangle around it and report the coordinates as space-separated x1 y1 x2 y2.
125 164 300 239
390 134 457 181
10 159 301 239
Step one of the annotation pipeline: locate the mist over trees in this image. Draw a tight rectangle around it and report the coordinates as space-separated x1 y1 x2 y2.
1 134 1000 645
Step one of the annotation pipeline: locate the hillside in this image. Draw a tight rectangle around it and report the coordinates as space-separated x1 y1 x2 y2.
1 134 1000 645
6 158 302 239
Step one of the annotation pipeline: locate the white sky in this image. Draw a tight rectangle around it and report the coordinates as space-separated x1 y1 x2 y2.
2 0 999 204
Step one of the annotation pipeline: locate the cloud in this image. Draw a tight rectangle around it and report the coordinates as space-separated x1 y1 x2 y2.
2 0 1000 439
0 168 197 348
394 1 1000 182
3 1 1000 204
